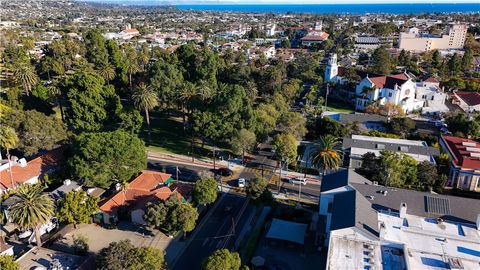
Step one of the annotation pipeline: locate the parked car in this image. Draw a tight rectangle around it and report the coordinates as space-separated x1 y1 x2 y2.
288 178 307 185
238 178 246 188
217 168 233 177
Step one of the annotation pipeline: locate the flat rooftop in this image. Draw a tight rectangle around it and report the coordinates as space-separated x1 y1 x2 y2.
328 232 384 270
328 228 406 270
350 148 435 163
351 135 427 147
17 247 84 270
379 212 480 270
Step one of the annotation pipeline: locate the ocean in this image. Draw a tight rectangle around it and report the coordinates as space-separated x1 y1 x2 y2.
173 3 480 14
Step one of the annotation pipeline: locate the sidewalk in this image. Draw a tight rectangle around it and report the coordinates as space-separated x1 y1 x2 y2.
272 168 322 184
147 151 244 171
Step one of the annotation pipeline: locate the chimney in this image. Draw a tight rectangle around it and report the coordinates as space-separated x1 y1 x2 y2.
18 158 27 168
400 202 407 218
379 222 386 239
63 179 71 186
115 183 121 191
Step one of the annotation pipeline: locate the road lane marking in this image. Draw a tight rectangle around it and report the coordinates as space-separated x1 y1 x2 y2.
202 238 209 246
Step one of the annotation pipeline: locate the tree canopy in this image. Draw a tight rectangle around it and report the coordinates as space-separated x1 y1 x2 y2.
143 197 199 235
56 189 99 226
97 240 165 270
1 110 68 156
68 130 147 188
203 249 241 270
193 177 218 206
62 72 122 133
0 256 19 270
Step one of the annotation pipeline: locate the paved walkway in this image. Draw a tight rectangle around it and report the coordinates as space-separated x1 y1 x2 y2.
148 151 243 171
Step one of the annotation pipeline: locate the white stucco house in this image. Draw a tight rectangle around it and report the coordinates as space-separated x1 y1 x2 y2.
354 72 423 113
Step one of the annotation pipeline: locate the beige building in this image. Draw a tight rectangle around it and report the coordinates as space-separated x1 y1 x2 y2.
399 24 467 52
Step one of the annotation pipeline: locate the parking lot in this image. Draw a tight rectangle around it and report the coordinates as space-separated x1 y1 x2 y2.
55 222 174 253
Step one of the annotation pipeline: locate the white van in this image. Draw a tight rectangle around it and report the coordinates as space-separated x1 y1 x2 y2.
288 178 307 185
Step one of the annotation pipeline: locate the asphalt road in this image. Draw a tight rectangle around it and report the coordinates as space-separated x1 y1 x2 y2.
239 153 321 200
280 181 321 201
147 159 212 182
172 193 253 270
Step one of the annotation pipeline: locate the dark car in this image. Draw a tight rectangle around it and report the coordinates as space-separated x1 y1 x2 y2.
217 167 233 176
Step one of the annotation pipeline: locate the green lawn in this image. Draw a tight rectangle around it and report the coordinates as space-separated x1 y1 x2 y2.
141 111 192 155
141 111 228 158
325 100 355 113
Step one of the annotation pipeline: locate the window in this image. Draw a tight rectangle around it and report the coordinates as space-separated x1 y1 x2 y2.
388 92 392 97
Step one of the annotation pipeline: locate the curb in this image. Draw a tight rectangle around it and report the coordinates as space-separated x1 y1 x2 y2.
167 188 231 269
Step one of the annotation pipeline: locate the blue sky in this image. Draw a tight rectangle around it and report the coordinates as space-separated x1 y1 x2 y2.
86 0 480 4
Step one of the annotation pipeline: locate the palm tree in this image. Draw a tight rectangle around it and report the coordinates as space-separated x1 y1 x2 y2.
47 81 65 121
177 81 197 130
0 126 19 188
132 83 158 142
8 185 54 246
124 59 139 89
97 63 116 84
310 135 343 176
12 62 38 96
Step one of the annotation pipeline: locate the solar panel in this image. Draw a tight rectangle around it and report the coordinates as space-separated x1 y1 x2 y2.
425 196 451 215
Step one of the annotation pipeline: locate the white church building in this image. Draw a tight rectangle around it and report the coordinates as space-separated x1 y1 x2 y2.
324 54 448 115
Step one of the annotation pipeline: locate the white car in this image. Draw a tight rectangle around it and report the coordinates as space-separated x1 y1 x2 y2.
238 178 246 188
288 178 307 185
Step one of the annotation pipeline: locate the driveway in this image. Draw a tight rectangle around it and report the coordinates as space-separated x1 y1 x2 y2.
56 222 173 253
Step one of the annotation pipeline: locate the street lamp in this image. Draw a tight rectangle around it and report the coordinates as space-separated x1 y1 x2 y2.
212 146 220 170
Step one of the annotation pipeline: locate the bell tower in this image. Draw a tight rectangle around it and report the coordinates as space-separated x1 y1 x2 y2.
325 53 338 82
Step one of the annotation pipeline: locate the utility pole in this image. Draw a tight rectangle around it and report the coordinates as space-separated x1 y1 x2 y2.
298 182 302 199
278 160 282 191
323 83 330 114
213 147 216 170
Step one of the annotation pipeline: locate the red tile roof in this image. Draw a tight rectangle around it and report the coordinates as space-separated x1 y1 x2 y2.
368 73 409 89
301 32 329 41
99 170 173 214
424 77 440 83
122 28 139 34
0 147 65 190
454 91 480 106
442 136 480 170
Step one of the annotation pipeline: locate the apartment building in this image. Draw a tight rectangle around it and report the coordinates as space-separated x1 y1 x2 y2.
318 169 480 270
440 136 480 193
398 24 467 52
342 135 439 169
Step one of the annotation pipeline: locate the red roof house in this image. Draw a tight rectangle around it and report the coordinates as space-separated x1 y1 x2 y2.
0 147 65 192
452 91 480 113
99 170 188 224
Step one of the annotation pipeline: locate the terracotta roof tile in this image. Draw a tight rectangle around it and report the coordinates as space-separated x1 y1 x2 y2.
442 136 480 170
0 147 65 190
424 77 440 83
368 73 409 89
99 170 173 214
454 91 480 106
